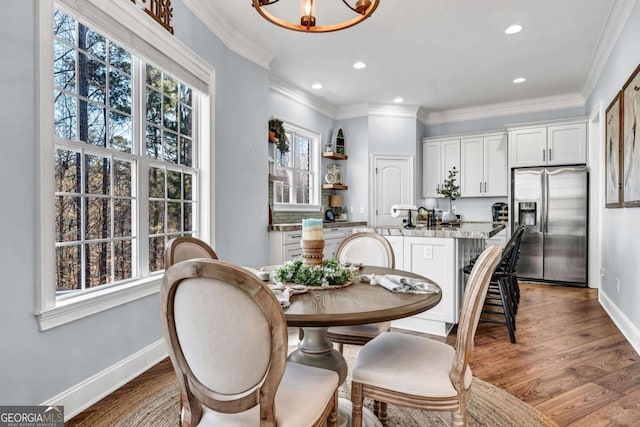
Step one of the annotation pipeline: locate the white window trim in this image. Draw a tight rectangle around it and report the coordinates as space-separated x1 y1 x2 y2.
36 0 215 330
272 122 322 212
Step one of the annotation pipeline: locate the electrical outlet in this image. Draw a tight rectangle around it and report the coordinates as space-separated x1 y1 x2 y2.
452 205 457 213
359 205 365 214
616 278 620 293
423 245 433 259
600 267 606 278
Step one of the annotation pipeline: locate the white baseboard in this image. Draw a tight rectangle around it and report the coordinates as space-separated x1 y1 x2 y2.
41 338 168 421
391 318 454 337
599 291 640 356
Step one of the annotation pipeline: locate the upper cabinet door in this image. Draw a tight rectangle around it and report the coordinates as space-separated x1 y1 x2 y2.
509 128 547 167
484 133 508 196
460 137 484 197
547 123 586 165
441 138 461 185
422 141 442 198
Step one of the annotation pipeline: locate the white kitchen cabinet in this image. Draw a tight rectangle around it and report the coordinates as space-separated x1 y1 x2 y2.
460 132 507 197
322 227 349 260
508 120 587 168
422 138 460 198
384 235 404 268
269 227 351 265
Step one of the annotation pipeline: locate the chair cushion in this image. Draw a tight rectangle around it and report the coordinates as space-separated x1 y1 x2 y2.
198 362 338 426
352 332 472 398
328 322 391 338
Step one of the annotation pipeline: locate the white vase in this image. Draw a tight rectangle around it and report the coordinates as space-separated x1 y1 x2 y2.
441 210 453 224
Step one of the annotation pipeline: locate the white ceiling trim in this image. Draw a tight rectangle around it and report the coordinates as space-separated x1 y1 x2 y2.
335 104 368 120
181 0 274 69
580 0 637 101
422 93 586 126
269 76 337 119
368 104 421 118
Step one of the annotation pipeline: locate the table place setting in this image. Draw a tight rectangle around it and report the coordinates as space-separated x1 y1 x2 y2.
359 273 441 294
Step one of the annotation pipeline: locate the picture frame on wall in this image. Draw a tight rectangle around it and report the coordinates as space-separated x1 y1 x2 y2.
622 64 640 207
605 92 623 208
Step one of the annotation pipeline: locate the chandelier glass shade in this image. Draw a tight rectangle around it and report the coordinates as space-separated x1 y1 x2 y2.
252 0 380 33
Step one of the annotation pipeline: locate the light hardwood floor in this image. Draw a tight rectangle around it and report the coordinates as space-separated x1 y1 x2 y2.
67 283 640 426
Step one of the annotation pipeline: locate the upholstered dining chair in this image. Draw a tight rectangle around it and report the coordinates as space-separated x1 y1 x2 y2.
161 258 339 427
350 245 503 427
164 236 218 269
326 232 395 353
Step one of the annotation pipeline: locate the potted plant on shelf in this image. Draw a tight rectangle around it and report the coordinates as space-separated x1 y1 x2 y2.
437 167 461 224
269 117 289 154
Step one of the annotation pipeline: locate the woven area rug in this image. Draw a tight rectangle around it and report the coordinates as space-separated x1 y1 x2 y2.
70 345 557 427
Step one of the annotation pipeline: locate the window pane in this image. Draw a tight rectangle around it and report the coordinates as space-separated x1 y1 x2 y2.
167 170 181 200
56 245 80 292
184 202 193 232
179 105 192 137
85 155 110 195
146 64 162 89
54 91 77 140
148 167 165 198
146 125 162 159
163 94 178 131
109 69 131 114
80 100 106 146
296 136 311 171
79 24 106 61
53 10 75 44
55 149 80 193
167 202 181 232
114 240 132 281
149 237 165 272
78 52 106 104
85 242 111 287
109 42 131 75
113 160 132 197
146 88 162 125
149 201 165 234
109 110 132 152
55 196 81 242
180 136 192 167
164 131 178 163
114 199 132 237
53 39 75 91
163 74 178 95
85 197 111 240
183 173 193 200
180 84 192 106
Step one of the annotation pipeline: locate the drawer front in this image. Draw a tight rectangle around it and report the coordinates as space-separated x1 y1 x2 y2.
323 228 347 241
283 230 303 244
284 244 303 261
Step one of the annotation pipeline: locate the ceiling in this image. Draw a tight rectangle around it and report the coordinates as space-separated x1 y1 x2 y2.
187 1 620 117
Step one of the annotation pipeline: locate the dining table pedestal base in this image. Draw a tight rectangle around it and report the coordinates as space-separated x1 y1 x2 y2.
287 326 348 385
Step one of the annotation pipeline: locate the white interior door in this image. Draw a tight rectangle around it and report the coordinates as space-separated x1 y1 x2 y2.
372 155 414 226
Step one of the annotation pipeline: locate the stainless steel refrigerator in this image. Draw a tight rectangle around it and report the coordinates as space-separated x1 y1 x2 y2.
512 165 588 286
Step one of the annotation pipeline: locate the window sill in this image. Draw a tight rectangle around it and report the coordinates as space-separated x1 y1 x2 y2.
36 276 162 331
273 204 321 212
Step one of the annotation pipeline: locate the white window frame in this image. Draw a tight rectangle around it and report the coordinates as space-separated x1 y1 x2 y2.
272 122 321 212
36 0 215 330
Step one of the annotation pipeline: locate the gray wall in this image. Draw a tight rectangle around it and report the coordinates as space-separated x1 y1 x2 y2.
586 2 640 328
335 116 369 221
0 0 270 405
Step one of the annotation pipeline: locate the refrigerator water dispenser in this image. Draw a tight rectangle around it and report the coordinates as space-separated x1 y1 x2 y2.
518 202 537 226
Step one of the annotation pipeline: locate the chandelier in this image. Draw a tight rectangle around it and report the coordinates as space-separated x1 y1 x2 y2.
252 0 380 33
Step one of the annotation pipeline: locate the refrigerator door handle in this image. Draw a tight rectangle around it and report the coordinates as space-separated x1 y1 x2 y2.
545 171 550 234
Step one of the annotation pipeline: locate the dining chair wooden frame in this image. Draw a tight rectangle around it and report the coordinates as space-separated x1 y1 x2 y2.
326 232 395 352
350 245 503 427
161 259 338 427
164 236 218 269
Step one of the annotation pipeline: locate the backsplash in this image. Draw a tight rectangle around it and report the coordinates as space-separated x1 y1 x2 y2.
269 185 335 224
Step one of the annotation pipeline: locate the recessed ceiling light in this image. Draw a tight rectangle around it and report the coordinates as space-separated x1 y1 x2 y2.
513 77 527 84
312 83 323 90
505 24 523 35
393 97 404 103
353 61 367 70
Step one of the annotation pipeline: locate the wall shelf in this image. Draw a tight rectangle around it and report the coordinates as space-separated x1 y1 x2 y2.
322 184 348 190
269 174 287 183
322 152 348 160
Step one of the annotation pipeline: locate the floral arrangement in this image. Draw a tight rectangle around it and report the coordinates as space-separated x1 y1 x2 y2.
269 117 289 154
273 259 355 287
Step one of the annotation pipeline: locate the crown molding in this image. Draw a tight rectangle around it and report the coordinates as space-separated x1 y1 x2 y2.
269 75 337 119
181 0 274 69
368 104 421 118
422 93 585 126
580 0 638 100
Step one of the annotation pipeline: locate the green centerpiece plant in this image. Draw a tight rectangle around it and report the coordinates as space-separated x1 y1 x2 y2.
274 259 355 287
436 167 461 223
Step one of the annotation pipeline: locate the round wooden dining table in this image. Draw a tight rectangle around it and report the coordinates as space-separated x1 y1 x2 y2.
265 265 442 385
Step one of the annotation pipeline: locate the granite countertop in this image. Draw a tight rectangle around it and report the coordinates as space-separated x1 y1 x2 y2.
375 222 505 239
269 221 368 232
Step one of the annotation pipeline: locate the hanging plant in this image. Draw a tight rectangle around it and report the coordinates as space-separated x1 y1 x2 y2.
269 117 289 154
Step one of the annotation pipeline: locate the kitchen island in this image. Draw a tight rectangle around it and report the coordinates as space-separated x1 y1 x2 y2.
375 222 505 336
